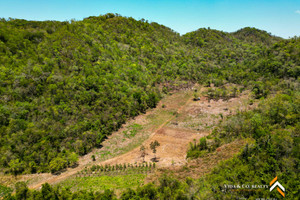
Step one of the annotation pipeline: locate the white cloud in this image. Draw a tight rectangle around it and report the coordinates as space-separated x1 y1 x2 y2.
296 10 300 14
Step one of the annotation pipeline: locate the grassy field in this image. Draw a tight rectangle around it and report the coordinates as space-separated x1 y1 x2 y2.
58 174 146 192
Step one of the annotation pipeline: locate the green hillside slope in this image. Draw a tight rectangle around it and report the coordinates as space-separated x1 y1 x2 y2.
0 14 299 176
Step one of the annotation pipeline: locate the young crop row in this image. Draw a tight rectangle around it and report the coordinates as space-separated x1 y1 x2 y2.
76 162 156 177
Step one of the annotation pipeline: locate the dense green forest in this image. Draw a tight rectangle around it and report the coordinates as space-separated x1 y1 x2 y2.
0 14 183 174
0 13 299 199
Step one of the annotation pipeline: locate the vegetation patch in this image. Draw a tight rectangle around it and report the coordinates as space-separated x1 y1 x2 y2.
0 184 12 198
123 124 143 138
59 174 146 192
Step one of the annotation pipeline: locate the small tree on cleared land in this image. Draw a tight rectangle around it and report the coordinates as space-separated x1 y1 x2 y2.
91 155 96 161
140 145 146 162
150 140 160 162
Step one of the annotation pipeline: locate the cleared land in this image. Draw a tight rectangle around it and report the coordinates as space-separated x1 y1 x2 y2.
0 86 254 192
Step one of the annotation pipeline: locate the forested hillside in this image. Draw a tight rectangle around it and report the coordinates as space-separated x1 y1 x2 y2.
0 13 299 178
0 14 185 174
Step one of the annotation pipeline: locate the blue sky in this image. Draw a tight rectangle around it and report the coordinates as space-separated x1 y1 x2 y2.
1 0 300 38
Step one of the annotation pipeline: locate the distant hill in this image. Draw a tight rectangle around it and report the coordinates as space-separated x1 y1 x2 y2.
232 27 282 45
182 26 282 47
183 28 234 47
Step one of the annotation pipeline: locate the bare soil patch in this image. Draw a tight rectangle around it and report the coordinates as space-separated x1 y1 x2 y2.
145 138 248 184
168 91 255 132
